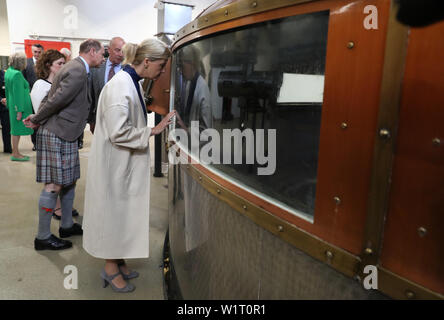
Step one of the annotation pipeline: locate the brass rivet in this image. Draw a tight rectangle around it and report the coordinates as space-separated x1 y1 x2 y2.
277 225 284 232
418 227 427 237
325 251 334 259
224 10 228 16
405 290 415 299
379 128 391 139
333 196 341 205
199 176 202 181
216 189 221 194
432 138 441 146
364 248 373 255
341 122 348 129
347 41 355 49
243 205 247 210
251 1 257 8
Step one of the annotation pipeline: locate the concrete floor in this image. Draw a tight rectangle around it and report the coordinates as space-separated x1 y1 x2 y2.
0 128 168 299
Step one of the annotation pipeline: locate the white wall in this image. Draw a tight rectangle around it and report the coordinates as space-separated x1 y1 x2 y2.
6 0 215 57
0 0 11 56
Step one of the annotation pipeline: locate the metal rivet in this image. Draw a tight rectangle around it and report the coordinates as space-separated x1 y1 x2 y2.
325 251 334 259
341 122 348 129
224 10 228 16
333 196 341 205
216 189 221 194
418 227 427 237
243 205 247 210
364 248 373 255
277 225 284 232
199 176 202 181
405 290 415 299
347 41 355 49
379 128 391 139
433 138 441 146
251 1 257 8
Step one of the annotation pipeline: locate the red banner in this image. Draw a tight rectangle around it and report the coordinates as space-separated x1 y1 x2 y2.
24 39 71 58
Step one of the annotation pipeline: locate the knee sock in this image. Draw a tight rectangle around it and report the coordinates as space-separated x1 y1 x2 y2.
37 190 58 240
60 184 76 229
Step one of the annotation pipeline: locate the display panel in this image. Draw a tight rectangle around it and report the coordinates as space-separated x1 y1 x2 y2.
171 10 329 219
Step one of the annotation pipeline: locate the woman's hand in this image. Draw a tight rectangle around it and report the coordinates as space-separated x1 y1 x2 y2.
151 111 176 136
16 112 22 121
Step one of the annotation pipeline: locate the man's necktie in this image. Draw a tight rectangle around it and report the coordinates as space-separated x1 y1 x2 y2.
108 63 118 82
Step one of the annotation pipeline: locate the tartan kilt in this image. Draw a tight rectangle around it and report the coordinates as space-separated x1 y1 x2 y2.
36 128 80 186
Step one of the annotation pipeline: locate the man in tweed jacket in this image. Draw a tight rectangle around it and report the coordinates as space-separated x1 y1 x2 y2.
24 39 105 251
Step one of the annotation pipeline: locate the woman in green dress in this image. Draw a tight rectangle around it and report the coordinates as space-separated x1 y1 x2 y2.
4 52 34 161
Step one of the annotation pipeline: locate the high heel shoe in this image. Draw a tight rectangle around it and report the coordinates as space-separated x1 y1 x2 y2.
100 270 135 293
117 261 139 280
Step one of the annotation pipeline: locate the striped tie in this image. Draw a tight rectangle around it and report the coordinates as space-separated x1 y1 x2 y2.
108 63 118 82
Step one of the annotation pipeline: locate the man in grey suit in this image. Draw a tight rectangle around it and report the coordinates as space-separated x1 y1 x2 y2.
24 39 105 251
23 43 44 150
22 43 43 89
87 36 125 134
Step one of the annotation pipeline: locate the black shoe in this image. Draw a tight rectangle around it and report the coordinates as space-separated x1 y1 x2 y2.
32 146 36 151
59 223 83 238
52 213 61 220
4 149 12 153
72 208 79 217
34 235 72 251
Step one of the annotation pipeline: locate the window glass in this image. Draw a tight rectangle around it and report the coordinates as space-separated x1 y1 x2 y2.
171 11 330 220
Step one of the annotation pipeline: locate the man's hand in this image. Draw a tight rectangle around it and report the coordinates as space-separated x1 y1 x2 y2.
23 115 40 130
0 98 5 106
16 112 22 121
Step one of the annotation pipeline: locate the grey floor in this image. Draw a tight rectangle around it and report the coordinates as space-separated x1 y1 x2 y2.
0 129 168 299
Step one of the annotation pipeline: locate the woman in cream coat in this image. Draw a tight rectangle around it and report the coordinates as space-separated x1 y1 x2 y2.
82 39 175 293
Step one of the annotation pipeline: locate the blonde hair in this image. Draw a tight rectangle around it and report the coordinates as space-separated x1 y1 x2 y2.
9 52 27 71
123 38 170 66
122 43 138 66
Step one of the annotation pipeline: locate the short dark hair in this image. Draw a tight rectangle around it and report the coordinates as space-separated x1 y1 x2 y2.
79 39 102 54
32 44 44 50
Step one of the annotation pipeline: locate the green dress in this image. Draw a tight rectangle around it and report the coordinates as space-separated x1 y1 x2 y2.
4 66 34 136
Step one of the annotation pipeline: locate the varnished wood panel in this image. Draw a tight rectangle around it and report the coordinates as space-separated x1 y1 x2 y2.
145 59 171 115
380 21 444 295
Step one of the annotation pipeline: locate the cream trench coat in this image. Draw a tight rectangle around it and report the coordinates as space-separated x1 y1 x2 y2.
82 70 152 259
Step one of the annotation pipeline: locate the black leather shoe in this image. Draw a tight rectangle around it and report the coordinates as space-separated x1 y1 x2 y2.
59 223 83 238
52 213 61 220
34 235 72 251
72 209 79 217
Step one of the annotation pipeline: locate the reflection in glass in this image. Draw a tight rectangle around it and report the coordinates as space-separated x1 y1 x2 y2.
172 11 330 220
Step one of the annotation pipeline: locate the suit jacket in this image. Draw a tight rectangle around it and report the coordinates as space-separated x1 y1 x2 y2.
32 57 91 142
88 61 106 124
22 58 37 89
0 70 5 99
